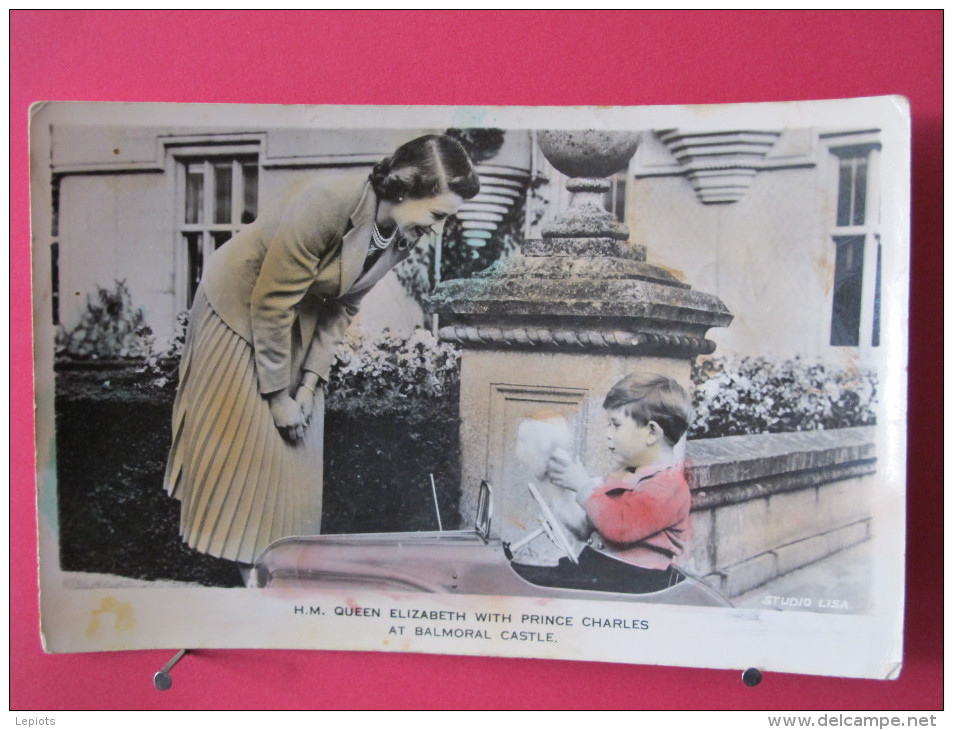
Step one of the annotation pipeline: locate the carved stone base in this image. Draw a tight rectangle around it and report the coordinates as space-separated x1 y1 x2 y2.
430 244 732 539
428 239 733 356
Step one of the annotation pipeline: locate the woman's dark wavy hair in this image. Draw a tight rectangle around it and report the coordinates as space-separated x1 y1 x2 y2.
369 134 480 202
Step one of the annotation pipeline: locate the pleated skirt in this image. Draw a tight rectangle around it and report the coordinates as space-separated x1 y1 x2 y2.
163 287 324 564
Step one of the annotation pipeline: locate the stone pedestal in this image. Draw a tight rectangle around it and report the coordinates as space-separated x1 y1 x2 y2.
426 130 733 544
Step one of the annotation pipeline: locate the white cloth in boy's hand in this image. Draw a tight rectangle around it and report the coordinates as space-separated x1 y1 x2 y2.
547 448 597 493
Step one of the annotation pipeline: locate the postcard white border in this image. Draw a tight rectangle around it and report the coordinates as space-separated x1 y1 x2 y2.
31 98 909 679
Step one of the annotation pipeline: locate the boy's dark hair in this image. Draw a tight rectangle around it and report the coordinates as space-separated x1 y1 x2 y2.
603 372 692 446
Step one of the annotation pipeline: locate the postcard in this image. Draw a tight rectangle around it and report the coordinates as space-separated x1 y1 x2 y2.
32 98 909 678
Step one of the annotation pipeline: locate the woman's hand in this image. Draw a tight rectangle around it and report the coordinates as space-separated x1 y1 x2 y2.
294 373 321 425
294 385 316 424
267 391 306 442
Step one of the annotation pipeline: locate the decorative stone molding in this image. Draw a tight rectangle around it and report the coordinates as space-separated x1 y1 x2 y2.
520 237 645 259
455 163 531 248
438 324 717 356
429 266 733 339
654 129 783 205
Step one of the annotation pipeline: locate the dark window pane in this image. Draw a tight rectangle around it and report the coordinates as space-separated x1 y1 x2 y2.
830 236 865 346
872 240 882 347
186 232 203 307
614 177 626 221
186 166 204 224
51 242 59 326
51 176 61 237
603 175 626 221
212 230 232 250
836 159 853 227
214 163 233 224
243 163 258 223
853 158 868 226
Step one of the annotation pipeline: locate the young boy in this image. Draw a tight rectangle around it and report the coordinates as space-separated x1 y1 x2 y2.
511 372 693 594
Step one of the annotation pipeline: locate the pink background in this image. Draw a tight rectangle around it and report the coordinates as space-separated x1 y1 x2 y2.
11 11 942 710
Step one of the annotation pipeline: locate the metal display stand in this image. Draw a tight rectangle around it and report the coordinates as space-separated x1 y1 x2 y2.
149 649 762 690
153 649 190 691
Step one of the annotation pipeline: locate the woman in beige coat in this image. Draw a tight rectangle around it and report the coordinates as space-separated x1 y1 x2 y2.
163 135 479 571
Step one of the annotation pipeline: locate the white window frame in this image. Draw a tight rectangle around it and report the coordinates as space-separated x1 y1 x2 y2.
822 132 882 352
170 142 261 310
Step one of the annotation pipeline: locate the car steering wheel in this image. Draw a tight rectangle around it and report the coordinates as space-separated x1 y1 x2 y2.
527 483 579 564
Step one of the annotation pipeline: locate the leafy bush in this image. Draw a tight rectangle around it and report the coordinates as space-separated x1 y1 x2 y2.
55 280 154 360
326 327 461 412
323 396 462 533
139 311 190 391
393 235 438 308
689 356 878 439
445 128 506 164
323 327 463 532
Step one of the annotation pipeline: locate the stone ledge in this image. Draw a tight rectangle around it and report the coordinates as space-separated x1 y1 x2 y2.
686 427 877 492
473 255 684 286
690 461 876 511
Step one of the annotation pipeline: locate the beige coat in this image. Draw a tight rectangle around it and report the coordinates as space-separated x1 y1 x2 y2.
203 173 432 394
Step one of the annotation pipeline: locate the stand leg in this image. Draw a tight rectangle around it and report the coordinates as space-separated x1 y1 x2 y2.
154 649 189 691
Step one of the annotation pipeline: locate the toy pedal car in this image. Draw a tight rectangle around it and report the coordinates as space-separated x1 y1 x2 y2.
253 481 731 607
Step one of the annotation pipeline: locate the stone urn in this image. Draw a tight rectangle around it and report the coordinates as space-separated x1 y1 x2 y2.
535 130 640 246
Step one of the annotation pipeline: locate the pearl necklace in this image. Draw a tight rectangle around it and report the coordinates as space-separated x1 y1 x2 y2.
371 222 398 250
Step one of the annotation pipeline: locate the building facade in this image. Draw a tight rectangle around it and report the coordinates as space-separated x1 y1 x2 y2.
46 123 882 366
528 127 883 364
48 125 437 346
